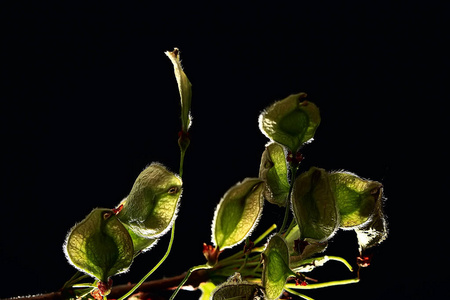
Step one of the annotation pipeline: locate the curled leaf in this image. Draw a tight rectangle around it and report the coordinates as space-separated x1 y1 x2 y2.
64 208 134 283
259 93 320 152
291 167 339 242
165 48 192 133
117 163 182 240
212 178 265 250
355 196 388 252
259 142 290 206
262 234 295 300
329 171 383 228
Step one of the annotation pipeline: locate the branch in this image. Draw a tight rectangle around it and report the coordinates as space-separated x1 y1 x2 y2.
3 269 209 300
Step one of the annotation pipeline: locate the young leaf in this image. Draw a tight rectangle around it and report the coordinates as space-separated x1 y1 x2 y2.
291 167 339 241
117 163 183 239
259 93 320 152
64 208 134 283
212 178 265 250
262 234 295 300
165 48 192 133
329 171 383 228
259 142 290 206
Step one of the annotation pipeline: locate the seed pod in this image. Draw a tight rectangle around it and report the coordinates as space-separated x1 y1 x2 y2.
117 163 182 240
259 93 320 152
291 167 339 241
212 178 265 250
262 234 295 300
329 171 383 228
259 142 290 206
64 208 134 284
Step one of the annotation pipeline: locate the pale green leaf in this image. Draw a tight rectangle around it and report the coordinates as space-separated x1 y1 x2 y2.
259 142 290 206
329 171 383 228
212 178 265 250
64 208 134 283
117 163 182 239
259 93 320 152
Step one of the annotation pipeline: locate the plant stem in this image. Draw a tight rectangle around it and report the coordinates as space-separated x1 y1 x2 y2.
284 277 359 290
284 288 316 300
169 264 211 300
118 222 177 300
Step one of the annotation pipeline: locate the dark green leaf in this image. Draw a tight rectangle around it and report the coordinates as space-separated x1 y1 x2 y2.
259 142 290 206
212 178 265 250
64 208 134 282
117 163 182 240
291 167 339 241
259 93 320 152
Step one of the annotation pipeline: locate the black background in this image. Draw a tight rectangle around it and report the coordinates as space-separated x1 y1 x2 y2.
1 1 449 299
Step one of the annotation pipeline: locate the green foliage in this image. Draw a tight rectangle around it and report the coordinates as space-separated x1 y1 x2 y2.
64 209 134 284
291 167 339 242
62 49 387 300
259 142 290 207
259 93 320 152
262 234 296 300
117 163 182 241
329 171 383 228
212 178 265 250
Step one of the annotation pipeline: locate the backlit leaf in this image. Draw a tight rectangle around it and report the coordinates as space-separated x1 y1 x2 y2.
117 163 182 240
291 167 339 241
64 208 134 283
212 178 265 250
262 234 295 300
329 171 383 228
355 194 387 252
259 93 320 152
259 142 290 206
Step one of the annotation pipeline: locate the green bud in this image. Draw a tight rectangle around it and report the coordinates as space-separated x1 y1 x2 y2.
329 171 383 228
64 208 134 283
212 178 265 250
165 48 192 133
291 167 339 241
117 163 182 240
262 234 295 300
259 93 320 152
259 142 290 206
